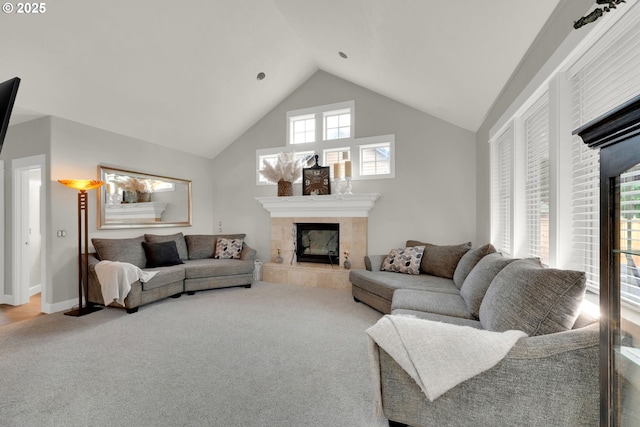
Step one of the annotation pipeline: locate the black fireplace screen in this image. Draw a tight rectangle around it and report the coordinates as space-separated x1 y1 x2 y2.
296 223 339 265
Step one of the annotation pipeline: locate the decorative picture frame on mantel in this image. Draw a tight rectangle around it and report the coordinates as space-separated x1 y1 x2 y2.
302 155 330 196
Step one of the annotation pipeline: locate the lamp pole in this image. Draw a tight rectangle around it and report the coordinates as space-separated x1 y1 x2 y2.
58 180 104 316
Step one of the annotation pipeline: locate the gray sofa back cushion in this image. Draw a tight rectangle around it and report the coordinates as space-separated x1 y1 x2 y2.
92 236 146 269
185 234 246 260
479 258 587 336
453 243 496 288
406 240 471 279
144 232 189 260
460 252 514 319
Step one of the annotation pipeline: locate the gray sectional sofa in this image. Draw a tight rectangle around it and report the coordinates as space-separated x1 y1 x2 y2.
350 241 599 426
84 233 256 313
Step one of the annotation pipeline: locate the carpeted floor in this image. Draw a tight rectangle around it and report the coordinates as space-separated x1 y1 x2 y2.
0 281 387 427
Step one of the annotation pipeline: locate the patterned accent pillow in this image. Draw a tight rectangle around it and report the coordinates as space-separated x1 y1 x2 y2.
381 246 425 275
214 238 244 259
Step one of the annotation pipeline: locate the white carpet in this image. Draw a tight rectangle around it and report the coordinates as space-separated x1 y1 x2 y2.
0 282 387 427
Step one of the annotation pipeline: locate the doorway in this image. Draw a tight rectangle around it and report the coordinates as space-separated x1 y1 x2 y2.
12 155 46 312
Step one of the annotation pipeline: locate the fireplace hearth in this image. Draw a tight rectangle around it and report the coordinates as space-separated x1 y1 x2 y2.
296 223 339 265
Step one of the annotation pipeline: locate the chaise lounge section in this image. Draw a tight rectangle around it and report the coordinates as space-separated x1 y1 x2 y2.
350 240 599 426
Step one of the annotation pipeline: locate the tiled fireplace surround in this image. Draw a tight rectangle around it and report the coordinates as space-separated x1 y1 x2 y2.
256 194 380 289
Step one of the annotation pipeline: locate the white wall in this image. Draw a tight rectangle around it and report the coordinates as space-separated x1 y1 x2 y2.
210 70 477 261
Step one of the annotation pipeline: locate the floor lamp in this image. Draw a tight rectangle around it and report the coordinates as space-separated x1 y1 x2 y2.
58 179 104 317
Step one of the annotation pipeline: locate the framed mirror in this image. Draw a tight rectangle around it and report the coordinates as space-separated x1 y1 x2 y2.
98 165 192 229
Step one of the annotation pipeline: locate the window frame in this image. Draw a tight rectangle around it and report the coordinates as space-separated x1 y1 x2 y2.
286 101 355 146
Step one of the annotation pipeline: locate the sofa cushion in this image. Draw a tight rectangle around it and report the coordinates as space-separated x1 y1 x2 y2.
144 232 188 261
390 309 483 329
453 243 496 288
381 246 425 275
460 252 515 319
142 241 184 268
349 270 459 301
479 258 587 336
185 234 246 260
214 237 244 259
92 236 146 269
183 258 255 279
391 289 474 319
406 240 471 279
140 265 186 291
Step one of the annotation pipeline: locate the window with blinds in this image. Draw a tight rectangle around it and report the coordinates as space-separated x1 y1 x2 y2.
567 3 640 294
524 94 550 264
491 126 513 256
570 137 600 291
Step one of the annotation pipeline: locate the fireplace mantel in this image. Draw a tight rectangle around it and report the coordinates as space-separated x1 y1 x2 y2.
256 193 380 218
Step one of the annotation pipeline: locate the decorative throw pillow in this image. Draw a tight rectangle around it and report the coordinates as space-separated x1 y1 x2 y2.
381 246 425 275
453 243 497 289
141 241 184 268
459 252 515 319
92 236 147 269
144 232 189 261
406 240 471 279
214 238 244 259
479 258 587 336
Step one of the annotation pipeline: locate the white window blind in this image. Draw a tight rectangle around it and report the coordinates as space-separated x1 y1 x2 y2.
568 8 640 127
567 4 640 292
491 126 513 256
570 136 600 291
524 94 550 264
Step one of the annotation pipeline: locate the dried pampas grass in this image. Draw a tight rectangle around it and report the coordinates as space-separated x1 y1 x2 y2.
259 152 304 184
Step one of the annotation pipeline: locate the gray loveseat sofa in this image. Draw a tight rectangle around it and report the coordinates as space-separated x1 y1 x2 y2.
349 241 599 426
84 232 256 313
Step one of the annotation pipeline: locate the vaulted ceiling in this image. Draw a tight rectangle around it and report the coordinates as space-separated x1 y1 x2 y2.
2 0 561 158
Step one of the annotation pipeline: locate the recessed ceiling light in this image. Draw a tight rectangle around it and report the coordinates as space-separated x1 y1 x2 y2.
256 72 266 81
338 52 348 59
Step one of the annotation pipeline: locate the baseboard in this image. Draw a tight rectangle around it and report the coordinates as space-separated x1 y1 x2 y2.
0 294 15 305
42 298 78 314
29 284 41 296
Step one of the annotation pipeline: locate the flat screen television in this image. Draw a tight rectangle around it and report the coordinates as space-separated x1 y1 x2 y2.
0 77 21 154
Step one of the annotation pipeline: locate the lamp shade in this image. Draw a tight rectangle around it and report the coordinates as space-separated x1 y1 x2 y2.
58 179 104 191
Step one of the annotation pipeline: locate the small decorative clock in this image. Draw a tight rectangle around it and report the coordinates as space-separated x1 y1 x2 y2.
302 155 331 196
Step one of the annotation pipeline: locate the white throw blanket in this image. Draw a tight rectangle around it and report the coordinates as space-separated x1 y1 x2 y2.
366 314 527 409
94 261 157 306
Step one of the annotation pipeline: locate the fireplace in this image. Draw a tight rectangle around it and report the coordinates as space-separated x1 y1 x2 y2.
296 223 339 265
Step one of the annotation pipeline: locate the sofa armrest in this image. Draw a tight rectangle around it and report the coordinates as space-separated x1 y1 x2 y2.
365 255 386 271
379 323 599 426
241 243 257 261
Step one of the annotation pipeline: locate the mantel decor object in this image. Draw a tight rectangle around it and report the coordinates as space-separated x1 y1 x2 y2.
58 179 105 317
278 179 293 197
303 155 331 196
258 152 304 197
